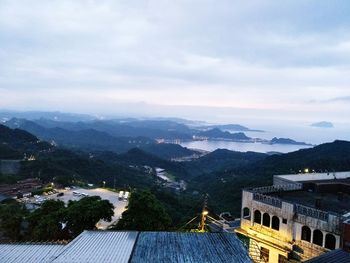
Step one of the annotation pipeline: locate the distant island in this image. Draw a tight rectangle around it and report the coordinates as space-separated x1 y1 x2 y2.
193 128 311 146
311 121 334 128
199 124 264 132
195 128 251 141
270 137 312 146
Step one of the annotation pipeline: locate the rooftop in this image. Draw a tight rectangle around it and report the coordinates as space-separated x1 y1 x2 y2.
0 243 64 263
270 187 350 215
0 231 252 263
304 249 350 263
274 171 350 183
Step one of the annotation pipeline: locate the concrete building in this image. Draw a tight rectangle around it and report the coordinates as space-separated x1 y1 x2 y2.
236 171 350 263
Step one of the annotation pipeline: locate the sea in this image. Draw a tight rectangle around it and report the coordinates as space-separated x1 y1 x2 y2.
180 122 350 154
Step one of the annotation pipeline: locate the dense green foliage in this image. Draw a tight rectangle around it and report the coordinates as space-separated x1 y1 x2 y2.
1 197 114 241
115 190 171 231
65 196 114 236
0 200 27 240
27 199 68 240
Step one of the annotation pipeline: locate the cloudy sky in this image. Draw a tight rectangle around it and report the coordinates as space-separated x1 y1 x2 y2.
1 0 350 124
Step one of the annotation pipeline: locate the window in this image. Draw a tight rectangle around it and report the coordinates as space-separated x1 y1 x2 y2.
313 229 323 246
325 234 336 250
282 218 287 224
278 254 288 263
260 247 269 262
272 216 280 231
262 213 270 227
301 226 311 242
243 207 250 220
254 210 261 224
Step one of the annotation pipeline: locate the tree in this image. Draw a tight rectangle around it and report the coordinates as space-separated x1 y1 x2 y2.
115 190 171 231
27 199 68 241
65 196 114 237
0 200 27 241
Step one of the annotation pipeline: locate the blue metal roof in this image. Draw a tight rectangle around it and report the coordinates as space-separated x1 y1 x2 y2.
51 231 138 263
0 244 64 263
305 249 350 263
0 231 251 263
131 232 251 263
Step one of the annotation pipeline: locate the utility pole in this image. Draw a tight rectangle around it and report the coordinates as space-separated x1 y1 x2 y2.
199 193 209 232
113 175 116 189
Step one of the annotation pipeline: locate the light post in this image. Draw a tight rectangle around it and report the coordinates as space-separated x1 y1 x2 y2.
103 181 106 188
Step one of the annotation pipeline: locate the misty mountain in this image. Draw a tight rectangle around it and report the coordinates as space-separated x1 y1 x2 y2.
196 128 251 141
199 124 263 132
4 118 155 153
0 110 95 122
270 137 311 146
140 143 198 160
4 118 199 159
311 121 334 128
23 118 193 140
0 124 52 155
183 149 267 177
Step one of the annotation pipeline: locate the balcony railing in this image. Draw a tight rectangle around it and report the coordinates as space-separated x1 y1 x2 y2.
294 204 329 221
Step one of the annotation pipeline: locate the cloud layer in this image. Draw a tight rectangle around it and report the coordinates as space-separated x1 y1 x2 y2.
1 0 350 123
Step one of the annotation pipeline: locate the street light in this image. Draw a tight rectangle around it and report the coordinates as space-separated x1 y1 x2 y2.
103 181 106 188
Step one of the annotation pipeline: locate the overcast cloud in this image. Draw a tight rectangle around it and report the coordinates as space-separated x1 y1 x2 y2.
1 0 350 123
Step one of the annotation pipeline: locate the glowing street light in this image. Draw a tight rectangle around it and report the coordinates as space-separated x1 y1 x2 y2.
103 181 106 188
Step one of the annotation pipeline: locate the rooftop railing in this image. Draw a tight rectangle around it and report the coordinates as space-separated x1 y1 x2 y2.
294 204 329 221
253 192 282 208
252 183 303 194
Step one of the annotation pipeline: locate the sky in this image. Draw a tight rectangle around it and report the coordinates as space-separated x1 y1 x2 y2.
1 0 350 125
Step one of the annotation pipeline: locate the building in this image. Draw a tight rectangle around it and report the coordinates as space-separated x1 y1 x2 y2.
0 231 252 263
235 171 350 263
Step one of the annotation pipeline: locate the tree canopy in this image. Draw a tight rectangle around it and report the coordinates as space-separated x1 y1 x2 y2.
0 200 27 241
115 190 171 231
0 196 114 241
65 196 114 237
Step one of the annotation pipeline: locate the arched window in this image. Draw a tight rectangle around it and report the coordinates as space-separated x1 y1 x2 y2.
301 226 311 242
254 210 261 224
271 216 280 231
263 213 270 227
313 230 323 246
325 234 336 250
243 207 250 220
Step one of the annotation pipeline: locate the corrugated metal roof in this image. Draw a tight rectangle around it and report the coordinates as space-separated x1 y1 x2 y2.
0 231 251 263
0 244 64 263
305 249 350 263
130 232 251 263
51 231 138 263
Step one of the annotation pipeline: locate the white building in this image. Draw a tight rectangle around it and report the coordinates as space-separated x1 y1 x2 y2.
236 171 350 263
